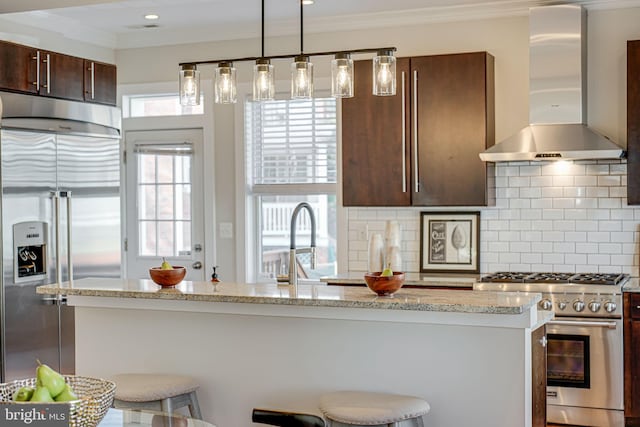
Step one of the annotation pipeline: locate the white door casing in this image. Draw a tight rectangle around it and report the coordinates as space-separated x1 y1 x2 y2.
124 128 205 280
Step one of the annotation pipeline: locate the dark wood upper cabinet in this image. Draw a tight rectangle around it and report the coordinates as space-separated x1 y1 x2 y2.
39 51 85 102
84 60 117 105
628 40 640 205
341 51 495 207
0 41 39 94
0 40 116 106
342 58 411 206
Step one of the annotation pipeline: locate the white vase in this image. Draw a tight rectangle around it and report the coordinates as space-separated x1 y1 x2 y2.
385 220 401 249
368 233 384 272
386 245 402 272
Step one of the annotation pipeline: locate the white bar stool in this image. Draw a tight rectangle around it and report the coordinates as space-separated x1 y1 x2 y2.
319 391 430 427
111 373 203 419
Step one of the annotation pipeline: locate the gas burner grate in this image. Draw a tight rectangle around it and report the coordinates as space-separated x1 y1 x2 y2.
525 272 575 283
569 273 628 286
480 272 534 283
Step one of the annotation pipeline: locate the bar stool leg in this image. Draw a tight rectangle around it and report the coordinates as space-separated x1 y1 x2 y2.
161 397 175 416
187 391 203 419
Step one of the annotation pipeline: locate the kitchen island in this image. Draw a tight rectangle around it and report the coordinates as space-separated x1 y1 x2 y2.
37 278 550 427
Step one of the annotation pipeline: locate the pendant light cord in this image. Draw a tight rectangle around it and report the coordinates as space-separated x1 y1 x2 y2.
261 0 265 57
300 0 304 54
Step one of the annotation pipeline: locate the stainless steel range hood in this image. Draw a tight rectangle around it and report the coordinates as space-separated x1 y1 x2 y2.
480 4 625 162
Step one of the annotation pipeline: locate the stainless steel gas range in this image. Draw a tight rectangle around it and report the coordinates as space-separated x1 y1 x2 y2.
474 272 628 427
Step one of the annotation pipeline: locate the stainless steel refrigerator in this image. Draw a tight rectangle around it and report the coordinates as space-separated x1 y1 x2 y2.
0 91 121 381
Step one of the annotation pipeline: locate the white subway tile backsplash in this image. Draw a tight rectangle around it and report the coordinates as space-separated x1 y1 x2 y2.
574 175 598 186
543 209 564 220
599 243 622 254
520 165 541 176
531 176 554 187
586 164 610 175
345 160 638 274
599 221 623 232
541 187 564 198
598 175 622 187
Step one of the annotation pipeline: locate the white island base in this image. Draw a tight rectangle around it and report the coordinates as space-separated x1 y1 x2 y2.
40 279 548 427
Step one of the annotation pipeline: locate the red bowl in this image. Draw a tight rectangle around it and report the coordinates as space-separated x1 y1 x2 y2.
149 266 186 287
364 272 405 296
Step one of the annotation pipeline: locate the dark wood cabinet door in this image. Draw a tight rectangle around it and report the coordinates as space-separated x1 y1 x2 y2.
84 60 117 105
625 293 640 422
531 325 547 427
341 58 411 206
411 52 495 206
40 51 84 101
0 41 38 94
628 41 640 205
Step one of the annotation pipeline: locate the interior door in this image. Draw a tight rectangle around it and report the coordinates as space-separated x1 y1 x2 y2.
124 129 205 281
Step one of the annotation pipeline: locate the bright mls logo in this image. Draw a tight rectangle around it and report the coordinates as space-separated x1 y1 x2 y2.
2 404 68 426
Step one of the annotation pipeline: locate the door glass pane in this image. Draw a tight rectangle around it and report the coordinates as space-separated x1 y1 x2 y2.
258 194 337 280
135 145 192 257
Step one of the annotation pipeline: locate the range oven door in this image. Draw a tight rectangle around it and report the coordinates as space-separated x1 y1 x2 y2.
546 317 623 426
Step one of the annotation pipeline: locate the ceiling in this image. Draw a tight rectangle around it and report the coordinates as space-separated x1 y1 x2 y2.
0 0 637 50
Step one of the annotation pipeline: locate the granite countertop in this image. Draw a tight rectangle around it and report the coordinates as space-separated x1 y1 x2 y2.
37 277 540 315
623 277 640 292
320 272 478 288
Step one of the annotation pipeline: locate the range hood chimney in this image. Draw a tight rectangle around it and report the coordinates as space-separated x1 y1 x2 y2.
480 4 625 162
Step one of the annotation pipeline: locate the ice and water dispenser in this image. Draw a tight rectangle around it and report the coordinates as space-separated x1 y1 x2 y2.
13 221 47 283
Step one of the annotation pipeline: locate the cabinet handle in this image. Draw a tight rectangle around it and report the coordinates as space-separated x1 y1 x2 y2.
90 61 95 99
401 71 406 193
413 69 419 193
42 53 51 94
32 51 40 87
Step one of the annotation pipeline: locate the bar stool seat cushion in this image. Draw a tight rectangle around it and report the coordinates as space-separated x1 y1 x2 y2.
320 391 430 425
112 373 200 402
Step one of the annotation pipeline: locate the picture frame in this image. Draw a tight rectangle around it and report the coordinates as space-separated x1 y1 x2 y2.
420 211 480 274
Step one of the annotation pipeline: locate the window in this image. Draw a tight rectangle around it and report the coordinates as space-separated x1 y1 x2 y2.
135 142 193 257
245 97 337 280
123 93 204 118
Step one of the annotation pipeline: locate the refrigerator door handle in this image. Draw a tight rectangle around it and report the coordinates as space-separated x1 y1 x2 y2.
52 191 62 285
64 191 73 282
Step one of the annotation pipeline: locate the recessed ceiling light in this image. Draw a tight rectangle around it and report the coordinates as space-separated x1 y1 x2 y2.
144 14 159 20
302 0 314 5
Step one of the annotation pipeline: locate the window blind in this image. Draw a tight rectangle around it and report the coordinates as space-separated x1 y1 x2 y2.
246 98 337 185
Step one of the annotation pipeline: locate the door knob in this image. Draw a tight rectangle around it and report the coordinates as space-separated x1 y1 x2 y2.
192 261 203 269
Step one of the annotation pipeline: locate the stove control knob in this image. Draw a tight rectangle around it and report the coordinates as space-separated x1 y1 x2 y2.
604 301 617 313
539 299 553 311
557 301 567 311
573 300 585 312
588 301 601 313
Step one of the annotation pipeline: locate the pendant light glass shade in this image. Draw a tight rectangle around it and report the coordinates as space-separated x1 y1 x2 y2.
291 55 313 99
214 62 237 104
331 53 354 98
253 58 275 101
373 50 396 96
179 64 200 106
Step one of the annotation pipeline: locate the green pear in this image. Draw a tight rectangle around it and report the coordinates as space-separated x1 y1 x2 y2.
30 385 54 402
160 258 173 270
54 383 78 402
36 360 65 398
381 263 393 277
12 386 34 402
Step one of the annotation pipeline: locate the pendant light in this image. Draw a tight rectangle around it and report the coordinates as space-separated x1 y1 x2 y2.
253 0 275 101
179 64 200 106
291 0 313 99
331 52 354 98
373 49 397 96
214 61 237 104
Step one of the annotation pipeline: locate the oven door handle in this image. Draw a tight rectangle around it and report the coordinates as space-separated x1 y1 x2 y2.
547 319 618 329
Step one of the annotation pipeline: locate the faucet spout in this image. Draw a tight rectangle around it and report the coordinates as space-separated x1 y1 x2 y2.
288 202 317 286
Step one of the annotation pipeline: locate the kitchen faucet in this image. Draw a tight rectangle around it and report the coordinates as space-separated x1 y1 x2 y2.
288 202 317 286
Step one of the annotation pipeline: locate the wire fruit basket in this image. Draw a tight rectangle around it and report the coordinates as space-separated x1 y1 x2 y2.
0 375 116 427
